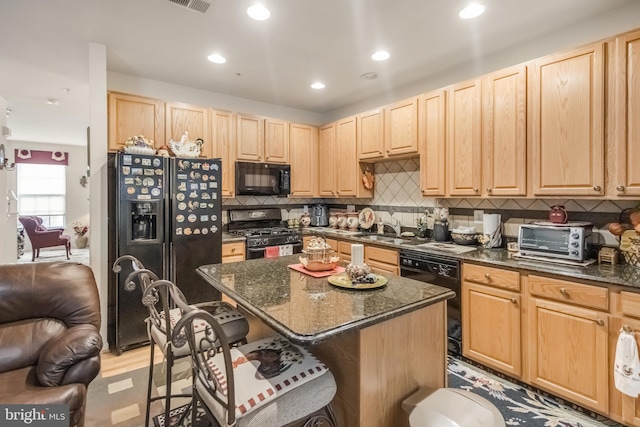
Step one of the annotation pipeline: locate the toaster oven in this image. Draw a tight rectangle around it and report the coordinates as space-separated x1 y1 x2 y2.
518 222 593 262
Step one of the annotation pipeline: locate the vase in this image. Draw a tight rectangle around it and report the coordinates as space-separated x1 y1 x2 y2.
75 235 88 249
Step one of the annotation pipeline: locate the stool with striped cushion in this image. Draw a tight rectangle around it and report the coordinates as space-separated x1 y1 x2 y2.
173 308 337 427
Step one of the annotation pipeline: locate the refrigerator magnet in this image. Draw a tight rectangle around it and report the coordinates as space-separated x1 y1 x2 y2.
133 157 141 164
140 188 149 194
210 182 218 189
192 201 200 208
184 228 192 235
177 174 188 180
212 164 219 171
189 191 198 198
143 177 154 186
178 202 186 210
141 158 151 166
200 183 207 190
144 169 154 176
211 214 217 221
202 227 209 235
202 175 209 181
201 193 210 200
151 188 161 197
192 162 201 169
124 178 134 184
193 229 201 235
126 187 135 194
188 214 197 223
134 177 143 185
176 193 185 201
152 158 161 167
208 203 214 208
132 168 143 175
122 166 130 175
200 215 208 222
202 163 210 170
122 155 132 165
178 182 186 191
176 228 183 235
176 214 185 223
210 225 218 233
190 183 198 190
155 169 163 175
212 193 217 199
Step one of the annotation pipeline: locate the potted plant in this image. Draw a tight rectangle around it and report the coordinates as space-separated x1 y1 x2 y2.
73 221 89 249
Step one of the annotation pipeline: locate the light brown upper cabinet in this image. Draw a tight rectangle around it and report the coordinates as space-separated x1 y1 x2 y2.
165 102 210 157
236 113 265 162
528 43 605 196
357 108 385 160
289 123 317 197
482 65 527 197
210 109 235 198
336 116 373 198
609 30 640 197
318 123 337 197
419 89 447 197
265 119 290 164
447 78 483 196
107 92 165 152
385 96 419 157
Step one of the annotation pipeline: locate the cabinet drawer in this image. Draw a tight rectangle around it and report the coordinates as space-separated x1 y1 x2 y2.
337 241 352 262
620 291 640 319
222 242 245 258
365 246 398 266
528 275 608 311
463 264 520 291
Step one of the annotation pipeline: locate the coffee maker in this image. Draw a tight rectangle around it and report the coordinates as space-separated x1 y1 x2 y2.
310 204 329 227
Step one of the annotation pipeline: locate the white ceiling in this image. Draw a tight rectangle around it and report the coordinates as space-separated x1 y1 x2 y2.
0 0 639 146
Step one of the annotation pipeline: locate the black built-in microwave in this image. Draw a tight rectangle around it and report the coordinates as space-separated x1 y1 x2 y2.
235 161 290 197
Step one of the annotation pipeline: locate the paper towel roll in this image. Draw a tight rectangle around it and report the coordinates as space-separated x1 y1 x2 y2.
482 214 502 248
483 214 501 234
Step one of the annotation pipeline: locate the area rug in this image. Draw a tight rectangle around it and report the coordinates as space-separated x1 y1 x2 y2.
17 247 90 265
86 358 192 427
448 357 623 427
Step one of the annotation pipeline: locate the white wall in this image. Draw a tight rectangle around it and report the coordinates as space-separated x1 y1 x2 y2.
0 94 17 264
5 140 90 253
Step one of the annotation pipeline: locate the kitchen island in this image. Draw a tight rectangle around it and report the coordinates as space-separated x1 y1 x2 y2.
197 255 455 427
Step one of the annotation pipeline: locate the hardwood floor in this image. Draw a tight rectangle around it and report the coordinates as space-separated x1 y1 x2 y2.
99 345 165 378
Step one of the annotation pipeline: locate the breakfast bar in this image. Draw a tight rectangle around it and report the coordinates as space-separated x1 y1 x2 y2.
197 255 455 427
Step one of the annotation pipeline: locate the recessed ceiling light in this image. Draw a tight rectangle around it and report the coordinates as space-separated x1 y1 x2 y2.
247 4 270 21
45 99 60 106
207 54 226 64
371 51 390 61
361 72 378 80
311 82 325 90
459 3 485 19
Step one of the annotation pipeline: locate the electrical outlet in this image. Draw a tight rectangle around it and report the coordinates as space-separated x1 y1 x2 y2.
304 205 308 214
347 205 355 213
474 210 484 223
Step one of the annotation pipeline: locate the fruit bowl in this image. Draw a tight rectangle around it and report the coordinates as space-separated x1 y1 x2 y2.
450 228 478 246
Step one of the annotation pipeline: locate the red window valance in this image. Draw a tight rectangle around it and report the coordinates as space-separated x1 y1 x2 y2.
14 149 69 166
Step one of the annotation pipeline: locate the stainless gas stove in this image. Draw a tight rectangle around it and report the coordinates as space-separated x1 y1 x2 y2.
227 208 303 259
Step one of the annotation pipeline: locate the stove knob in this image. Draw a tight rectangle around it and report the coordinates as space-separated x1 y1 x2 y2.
571 241 579 247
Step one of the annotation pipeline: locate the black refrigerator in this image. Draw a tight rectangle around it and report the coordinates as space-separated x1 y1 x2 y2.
108 152 222 354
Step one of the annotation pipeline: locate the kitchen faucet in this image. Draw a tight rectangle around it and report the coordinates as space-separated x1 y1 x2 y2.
380 218 402 237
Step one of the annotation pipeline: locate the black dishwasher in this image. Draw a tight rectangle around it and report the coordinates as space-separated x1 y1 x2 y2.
399 249 461 355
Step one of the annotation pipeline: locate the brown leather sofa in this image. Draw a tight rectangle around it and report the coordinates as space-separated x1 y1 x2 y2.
0 262 102 427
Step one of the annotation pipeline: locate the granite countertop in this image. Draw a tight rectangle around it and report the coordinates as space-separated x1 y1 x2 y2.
197 255 455 345
221 232 246 243
301 227 640 289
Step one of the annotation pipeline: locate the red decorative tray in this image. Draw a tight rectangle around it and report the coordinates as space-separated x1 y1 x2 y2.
288 263 345 278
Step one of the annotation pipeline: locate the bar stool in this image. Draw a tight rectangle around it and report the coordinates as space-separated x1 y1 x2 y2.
112 256 250 427
173 307 338 427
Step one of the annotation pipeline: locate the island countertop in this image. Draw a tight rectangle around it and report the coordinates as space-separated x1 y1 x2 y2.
197 254 455 345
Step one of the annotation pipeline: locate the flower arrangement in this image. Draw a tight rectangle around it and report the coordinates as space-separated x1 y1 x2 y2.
73 221 89 237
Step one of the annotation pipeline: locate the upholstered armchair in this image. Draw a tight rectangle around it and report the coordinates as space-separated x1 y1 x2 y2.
19 215 71 261
0 262 103 427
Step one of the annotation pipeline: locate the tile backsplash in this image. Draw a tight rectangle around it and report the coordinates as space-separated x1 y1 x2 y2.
222 158 638 246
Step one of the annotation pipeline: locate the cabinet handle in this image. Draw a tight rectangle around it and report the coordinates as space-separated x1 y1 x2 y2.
560 288 569 298
617 185 625 192
473 188 479 193
487 188 492 193
484 273 491 280
231 248 236 253
511 298 518 304
593 185 601 192
595 319 605 327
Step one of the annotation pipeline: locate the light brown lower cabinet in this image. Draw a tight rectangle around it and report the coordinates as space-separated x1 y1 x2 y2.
364 245 398 275
462 275 522 377
222 242 245 263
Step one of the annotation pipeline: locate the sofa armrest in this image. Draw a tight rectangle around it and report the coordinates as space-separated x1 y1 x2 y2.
37 324 103 387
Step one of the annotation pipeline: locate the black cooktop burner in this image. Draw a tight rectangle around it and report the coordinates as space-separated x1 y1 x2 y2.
229 227 299 237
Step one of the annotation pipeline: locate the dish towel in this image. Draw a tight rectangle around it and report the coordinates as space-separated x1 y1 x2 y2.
614 327 640 397
279 244 293 256
265 246 279 258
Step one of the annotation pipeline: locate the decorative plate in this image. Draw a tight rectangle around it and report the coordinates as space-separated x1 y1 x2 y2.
327 273 387 290
358 208 376 230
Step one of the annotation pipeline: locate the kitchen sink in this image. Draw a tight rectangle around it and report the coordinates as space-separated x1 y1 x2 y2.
352 233 415 245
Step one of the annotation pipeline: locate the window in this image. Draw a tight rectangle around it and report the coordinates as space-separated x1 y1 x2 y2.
17 164 66 228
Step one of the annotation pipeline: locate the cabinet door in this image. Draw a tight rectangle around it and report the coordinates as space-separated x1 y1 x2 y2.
336 116 358 197
289 123 318 197
610 30 640 197
447 79 482 196
222 242 245 263
108 92 165 152
236 113 264 162
529 43 605 196
211 109 235 198
462 282 522 377
419 89 446 197
483 65 527 196
337 240 352 263
365 245 398 275
358 108 385 160
616 316 640 425
165 102 210 157
318 123 337 197
528 297 609 413
264 118 289 164
385 97 419 157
